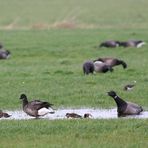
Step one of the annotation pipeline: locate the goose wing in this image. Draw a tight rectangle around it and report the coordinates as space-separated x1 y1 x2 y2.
29 100 53 110
124 102 143 115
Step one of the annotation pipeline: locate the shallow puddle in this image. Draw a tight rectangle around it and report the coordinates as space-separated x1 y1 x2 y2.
0 108 148 120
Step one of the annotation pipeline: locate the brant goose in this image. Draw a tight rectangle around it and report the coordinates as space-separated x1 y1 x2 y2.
99 40 120 48
107 91 143 117
19 94 54 118
93 61 113 73
66 113 93 119
83 113 93 118
0 49 11 59
124 81 136 91
0 110 11 118
119 40 145 48
66 113 82 118
83 61 94 75
94 57 127 69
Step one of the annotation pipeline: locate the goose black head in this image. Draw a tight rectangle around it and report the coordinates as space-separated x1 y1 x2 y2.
6 50 11 56
107 91 117 97
19 94 27 100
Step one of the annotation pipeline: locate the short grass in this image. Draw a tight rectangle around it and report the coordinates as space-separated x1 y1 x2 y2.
1 119 148 148
0 0 148 148
0 29 147 109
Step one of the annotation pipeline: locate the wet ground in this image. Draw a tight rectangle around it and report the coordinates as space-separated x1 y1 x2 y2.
0 108 148 120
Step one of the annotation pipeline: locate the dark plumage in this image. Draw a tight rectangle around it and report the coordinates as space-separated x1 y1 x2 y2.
94 58 127 69
66 113 93 119
0 110 11 118
19 94 54 118
83 113 93 118
94 57 127 69
93 61 114 73
124 84 135 91
99 40 120 48
66 113 82 118
83 61 94 75
0 49 11 59
107 91 143 117
124 81 136 91
119 40 145 48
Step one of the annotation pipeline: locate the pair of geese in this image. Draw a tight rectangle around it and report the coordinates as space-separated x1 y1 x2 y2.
83 57 127 75
19 91 143 119
99 40 145 48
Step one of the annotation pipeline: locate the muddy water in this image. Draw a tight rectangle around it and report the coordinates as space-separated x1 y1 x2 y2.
0 108 148 120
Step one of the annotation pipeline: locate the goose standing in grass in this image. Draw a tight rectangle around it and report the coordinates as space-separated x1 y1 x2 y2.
0 49 11 59
93 61 114 73
119 40 145 48
19 94 54 118
124 81 136 91
0 110 11 118
99 40 120 48
107 91 143 117
66 113 93 119
94 57 127 69
83 60 94 75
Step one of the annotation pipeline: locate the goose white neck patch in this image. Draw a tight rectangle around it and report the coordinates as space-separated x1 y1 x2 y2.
114 96 118 99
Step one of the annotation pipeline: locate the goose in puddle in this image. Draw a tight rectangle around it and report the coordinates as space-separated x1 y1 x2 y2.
19 94 54 118
0 110 11 118
107 91 143 117
124 81 136 91
66 113 92 119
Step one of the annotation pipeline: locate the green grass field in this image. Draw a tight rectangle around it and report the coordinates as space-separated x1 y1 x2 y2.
0 0 148 148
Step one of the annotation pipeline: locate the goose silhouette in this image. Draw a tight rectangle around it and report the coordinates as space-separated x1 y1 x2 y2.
0 110 11 118
94 57 127 69
66 113 92 119
107 91 143 117
119 40 145 48
99 40 120 48
19 94 54 118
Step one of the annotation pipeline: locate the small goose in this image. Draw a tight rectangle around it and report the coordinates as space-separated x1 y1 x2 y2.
83 60 94 75
119 40 145 48
99 40 120 48
66 113 93 119
124 81 136 91
0 110 11 118
94 57 127 69
93 61 114 73
107 91 143 117
83 113 93 118
0 49 11 59
66 113 82 118
19 94 54 118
